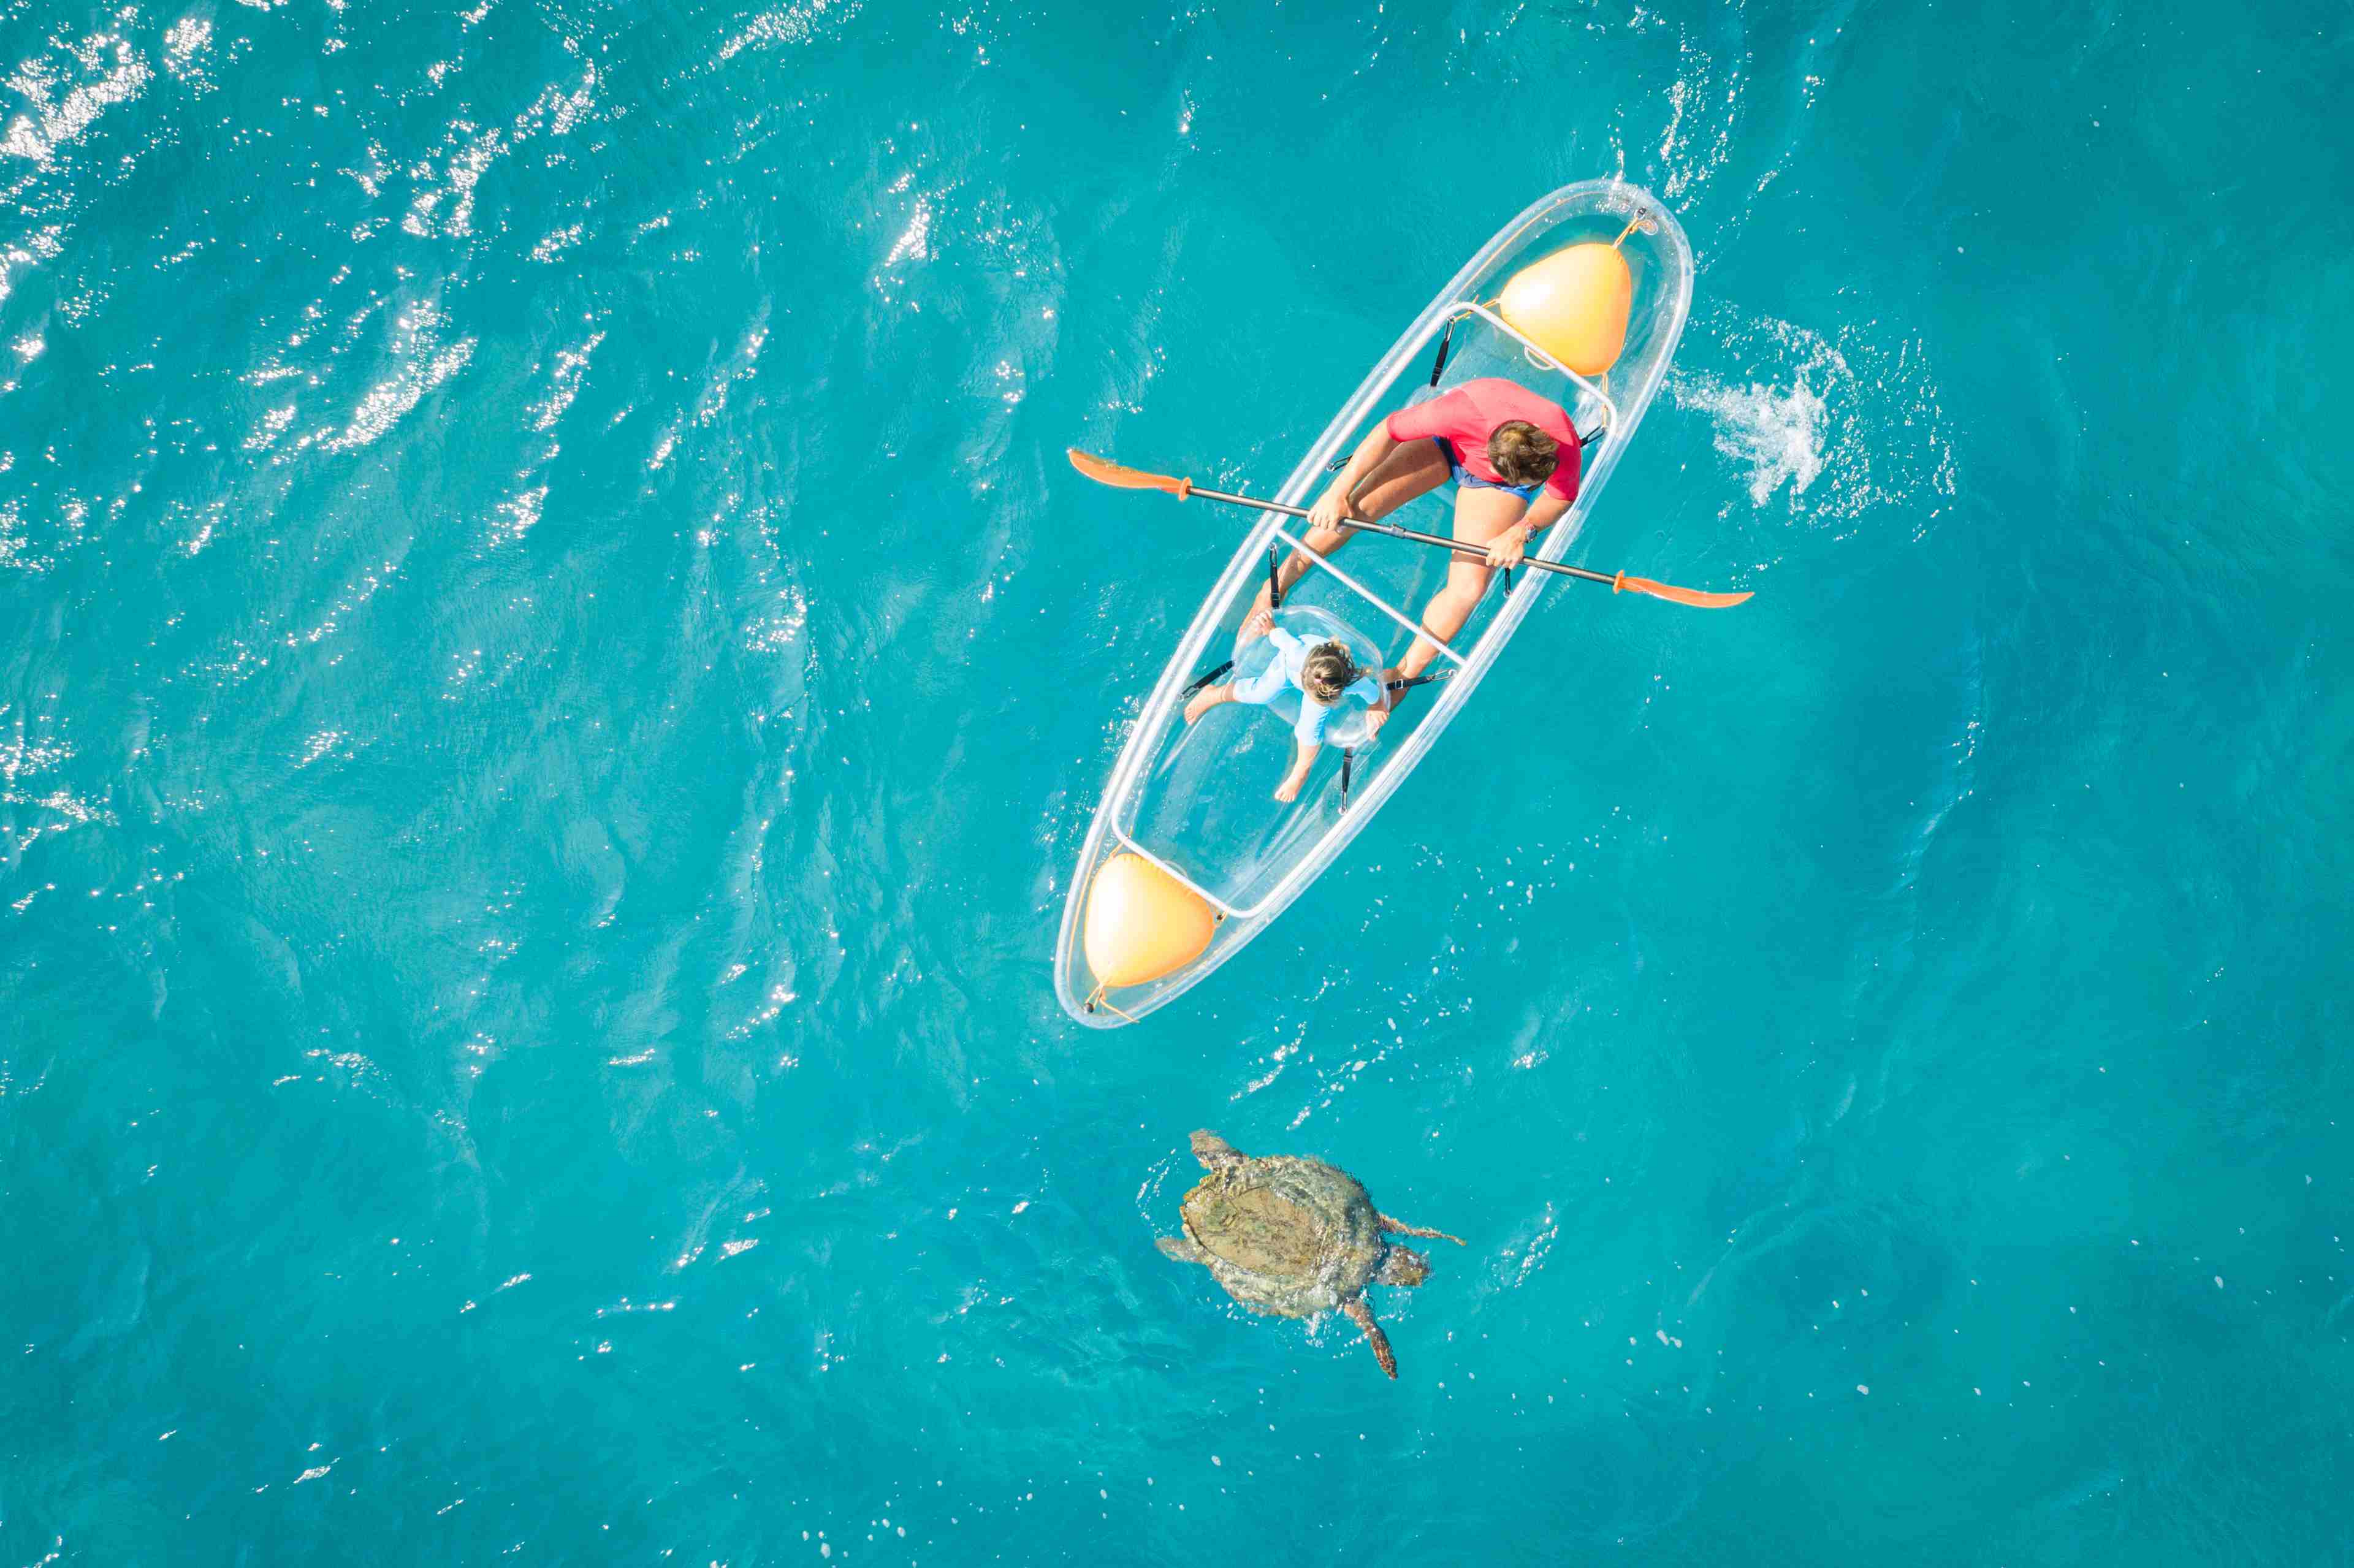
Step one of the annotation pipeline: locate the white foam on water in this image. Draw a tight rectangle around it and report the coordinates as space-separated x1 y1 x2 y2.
162 17 215 90
1 32 152 170
487 484 546 548
1672 369 1828 506
882 194 933 269
0 227 66 310
329 302 475 452
0 498 32 572
718 0 864 61
1671 307 1956 537
530 223 584 262
529 330 603 431
1634 17 1743 206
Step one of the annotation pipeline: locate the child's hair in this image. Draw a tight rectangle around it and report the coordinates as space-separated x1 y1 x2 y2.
1301 641 1360 705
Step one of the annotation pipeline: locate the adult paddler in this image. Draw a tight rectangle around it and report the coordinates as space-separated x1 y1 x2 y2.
1241 376 1580 733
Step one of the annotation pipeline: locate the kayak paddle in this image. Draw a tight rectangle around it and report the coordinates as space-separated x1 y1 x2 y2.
1065 448 1751 609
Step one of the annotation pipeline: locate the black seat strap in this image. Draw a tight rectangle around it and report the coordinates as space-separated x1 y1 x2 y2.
1180 658 1234 699
1384 668 1455 694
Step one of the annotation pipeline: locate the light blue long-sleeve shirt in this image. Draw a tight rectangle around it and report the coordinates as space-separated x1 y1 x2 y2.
1231 628 1385 747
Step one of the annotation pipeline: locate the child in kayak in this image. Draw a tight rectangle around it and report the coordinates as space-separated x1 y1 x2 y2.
1182 628 1389 802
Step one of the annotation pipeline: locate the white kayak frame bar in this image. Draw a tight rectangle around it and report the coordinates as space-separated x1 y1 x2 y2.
1098 297 1624 925
1265 520 1468 668
1451 299 1623 440
1106 826 1248 920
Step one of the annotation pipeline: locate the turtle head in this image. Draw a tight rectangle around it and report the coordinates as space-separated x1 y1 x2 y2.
1189 1129 1243 1170
1377 1243 1431 1288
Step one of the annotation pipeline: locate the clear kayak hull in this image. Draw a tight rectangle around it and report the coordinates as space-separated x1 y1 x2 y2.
1054 180 1695 1027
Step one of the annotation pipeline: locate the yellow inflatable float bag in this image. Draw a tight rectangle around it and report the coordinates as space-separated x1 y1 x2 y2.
1495 242 1632 378
1083 853 1216 990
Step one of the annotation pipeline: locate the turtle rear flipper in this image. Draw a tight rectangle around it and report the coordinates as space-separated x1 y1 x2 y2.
1157 1235 1208 1264
1378 1212 1465 1245
1343 1297 1397 1378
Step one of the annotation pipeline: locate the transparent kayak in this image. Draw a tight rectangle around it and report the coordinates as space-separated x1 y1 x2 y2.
1054 180 1694 1027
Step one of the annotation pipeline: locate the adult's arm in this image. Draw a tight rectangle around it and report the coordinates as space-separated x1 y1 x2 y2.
1307 423 1398 533
1310 386 1479 531
1484 489 1575 569
1247 421 1401 633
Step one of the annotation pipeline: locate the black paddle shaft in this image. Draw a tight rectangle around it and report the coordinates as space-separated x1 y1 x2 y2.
1186 485 1617 588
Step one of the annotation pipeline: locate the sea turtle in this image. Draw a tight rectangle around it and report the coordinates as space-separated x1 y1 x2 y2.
1156 1129 1463 1378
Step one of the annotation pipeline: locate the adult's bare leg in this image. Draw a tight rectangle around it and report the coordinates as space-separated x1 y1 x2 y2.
1347 438 1454 523
1391 485 1529 682
1246 440 1451 628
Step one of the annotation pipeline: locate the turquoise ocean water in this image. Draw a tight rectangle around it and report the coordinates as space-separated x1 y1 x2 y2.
4 0 2351 1562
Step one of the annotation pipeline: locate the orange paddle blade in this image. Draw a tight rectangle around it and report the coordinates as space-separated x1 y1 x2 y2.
1613 571 1753 609
1067 447 1191 500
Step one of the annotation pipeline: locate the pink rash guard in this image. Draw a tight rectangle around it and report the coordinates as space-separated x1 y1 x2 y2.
1384 378 1581 503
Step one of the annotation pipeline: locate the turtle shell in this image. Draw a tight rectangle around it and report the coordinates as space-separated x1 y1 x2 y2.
1178 1155 1385 1318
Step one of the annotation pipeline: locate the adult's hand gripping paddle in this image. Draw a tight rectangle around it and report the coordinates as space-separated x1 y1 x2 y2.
1065 448 1753 609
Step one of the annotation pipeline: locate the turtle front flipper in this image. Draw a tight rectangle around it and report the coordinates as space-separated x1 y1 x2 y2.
1157 1235 1208 1264
1378 1212 1465 1245
1343 1296 1398 1379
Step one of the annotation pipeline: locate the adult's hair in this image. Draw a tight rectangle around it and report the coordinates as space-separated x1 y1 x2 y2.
1487 420 1559 487
1301 641 1360 704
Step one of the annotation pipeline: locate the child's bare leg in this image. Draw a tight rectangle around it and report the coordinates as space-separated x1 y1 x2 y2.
1273 736 1319 802
1183 682 1236 725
